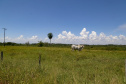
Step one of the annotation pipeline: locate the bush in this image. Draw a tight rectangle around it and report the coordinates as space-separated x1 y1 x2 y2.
6 42 16 46
105 45 117 51
43 42 49 47
37 41 43 47
25 41 30 46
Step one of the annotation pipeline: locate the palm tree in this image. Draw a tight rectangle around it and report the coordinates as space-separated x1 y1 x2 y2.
47 33 53 44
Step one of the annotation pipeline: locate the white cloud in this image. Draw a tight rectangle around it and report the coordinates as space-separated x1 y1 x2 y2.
58 34 66 39
1 35 41 43
80 28 89 39
112 36 118 40
120 24 126 28
58 31 76 40
1 28 126 45
62 31 67 35
116 24 126 31
119 35 126 40
53 28 126 45
30 35 38 40
99 32 106 40
17 35 23 39
89 31 97 40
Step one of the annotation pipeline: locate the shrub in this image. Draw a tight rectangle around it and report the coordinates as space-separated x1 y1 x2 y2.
25 41 30 46
37 41 43 47
44 42 49 47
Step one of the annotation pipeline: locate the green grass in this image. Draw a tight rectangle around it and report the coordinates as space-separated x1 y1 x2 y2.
0 46 126 84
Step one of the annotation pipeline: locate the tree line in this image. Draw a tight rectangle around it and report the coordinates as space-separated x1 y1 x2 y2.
0 42 71 48
0 42 126 51
0 32 53 47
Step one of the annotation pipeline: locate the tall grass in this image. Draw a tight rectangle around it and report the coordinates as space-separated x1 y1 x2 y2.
0 46 126 84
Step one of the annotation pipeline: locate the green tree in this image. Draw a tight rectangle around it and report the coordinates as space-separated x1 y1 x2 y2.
47 33 53 44
25 41 30 46
37 41 43 47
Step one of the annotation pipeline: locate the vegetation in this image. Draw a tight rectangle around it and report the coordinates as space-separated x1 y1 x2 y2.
47 33 53 43
37 41 44 47
25 41 30 46
0 46 126 84
0 42 126 51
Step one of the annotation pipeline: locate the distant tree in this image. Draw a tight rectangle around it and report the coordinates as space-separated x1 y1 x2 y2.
44 42 49 47
37 41 43 47
47 33 53 44
25 41 30 46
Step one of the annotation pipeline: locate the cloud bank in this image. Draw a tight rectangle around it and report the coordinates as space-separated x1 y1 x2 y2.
0 28 126 45
0 35 40 43
51 28 126 45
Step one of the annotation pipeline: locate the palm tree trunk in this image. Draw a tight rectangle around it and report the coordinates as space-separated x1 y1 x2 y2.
50 39 51 44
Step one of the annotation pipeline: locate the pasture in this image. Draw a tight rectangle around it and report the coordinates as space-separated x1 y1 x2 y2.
0 46 126 84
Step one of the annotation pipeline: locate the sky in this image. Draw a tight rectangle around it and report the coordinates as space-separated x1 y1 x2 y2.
0 0 126 44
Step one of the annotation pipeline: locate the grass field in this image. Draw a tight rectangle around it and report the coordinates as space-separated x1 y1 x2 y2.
0 46 126 84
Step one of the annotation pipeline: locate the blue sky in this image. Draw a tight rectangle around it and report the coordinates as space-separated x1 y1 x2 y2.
0 0 126 44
